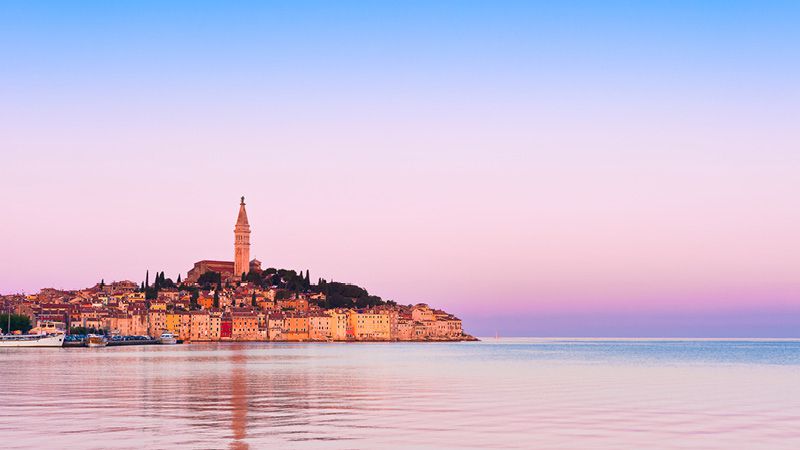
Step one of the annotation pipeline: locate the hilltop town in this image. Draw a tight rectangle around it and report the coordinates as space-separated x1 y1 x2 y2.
0 198 474 342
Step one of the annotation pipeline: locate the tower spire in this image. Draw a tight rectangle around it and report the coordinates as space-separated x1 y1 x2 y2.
234 196 251 279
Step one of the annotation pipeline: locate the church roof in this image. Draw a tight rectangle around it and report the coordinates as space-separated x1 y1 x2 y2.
194 260 234 268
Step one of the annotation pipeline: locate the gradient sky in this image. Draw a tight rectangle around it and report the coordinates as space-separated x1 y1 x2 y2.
1 1 798 336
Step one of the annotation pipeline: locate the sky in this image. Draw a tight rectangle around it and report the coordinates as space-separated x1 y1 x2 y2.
1 1 798 336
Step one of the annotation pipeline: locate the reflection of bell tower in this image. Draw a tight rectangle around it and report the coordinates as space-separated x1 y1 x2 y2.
234 196 251 279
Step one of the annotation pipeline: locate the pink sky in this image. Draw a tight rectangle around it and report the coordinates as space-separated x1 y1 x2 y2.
1 1 798 336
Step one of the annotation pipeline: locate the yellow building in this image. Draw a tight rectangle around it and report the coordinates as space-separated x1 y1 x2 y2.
150 301 167 311
326 310 348 341
165 312 181 336
348 310 391 341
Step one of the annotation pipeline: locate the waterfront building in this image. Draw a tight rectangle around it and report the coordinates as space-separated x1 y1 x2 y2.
165 312 181 336
327 309 348 341
397 318 415 340
231 310 260 341
189 310 211 341
267 313 284 340
283 313 309 341
309 313 331 340
148 310 166 337
348 310 391 341
208 310 222 340
220 315 232 339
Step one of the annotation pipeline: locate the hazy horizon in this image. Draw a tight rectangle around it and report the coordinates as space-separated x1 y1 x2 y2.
2 1 798 337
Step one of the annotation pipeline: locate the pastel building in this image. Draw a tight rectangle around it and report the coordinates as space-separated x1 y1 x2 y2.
348 310 391 341
231 310 260 341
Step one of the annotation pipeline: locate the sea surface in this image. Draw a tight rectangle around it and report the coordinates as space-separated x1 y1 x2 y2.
1 338 799 449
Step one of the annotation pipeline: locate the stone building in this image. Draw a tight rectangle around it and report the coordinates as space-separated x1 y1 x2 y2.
185 197 262 283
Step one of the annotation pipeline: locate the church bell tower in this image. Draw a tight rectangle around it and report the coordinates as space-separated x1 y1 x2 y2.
234 196 251 279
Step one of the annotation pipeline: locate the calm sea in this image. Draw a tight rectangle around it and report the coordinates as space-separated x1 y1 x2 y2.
2 339 799 449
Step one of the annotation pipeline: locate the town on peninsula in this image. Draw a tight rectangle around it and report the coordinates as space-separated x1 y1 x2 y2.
1 197 474 344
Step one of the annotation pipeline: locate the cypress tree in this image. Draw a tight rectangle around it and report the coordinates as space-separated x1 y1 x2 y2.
145 270 149 288
251 292 257 307
177 274 182 284
213 290 220 309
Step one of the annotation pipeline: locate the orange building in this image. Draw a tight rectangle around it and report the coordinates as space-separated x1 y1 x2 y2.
283 313 309 341
278 298 309 312
231 310 260 341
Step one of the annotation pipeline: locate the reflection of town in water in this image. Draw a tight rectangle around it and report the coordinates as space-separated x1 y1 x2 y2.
2 341 800 449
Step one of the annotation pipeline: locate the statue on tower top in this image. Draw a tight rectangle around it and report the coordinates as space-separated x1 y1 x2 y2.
240 196 245 205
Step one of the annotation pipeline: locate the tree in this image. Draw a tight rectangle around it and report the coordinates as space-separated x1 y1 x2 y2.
177 274 182 284
245 271 261 284
197 271 222 286
251 291 257 308
241 272 246 281
145 287 158 300
1 314 31 334
145 270 149 288
213 290 220 309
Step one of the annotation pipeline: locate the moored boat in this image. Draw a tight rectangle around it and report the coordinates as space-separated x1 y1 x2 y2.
86 334 108 348
158 332 177 345
0 333 65 348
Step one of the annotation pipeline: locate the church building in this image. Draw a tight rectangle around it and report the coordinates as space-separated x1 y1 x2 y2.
186 197 262 283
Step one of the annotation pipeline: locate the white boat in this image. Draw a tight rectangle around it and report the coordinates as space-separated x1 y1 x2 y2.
86 334 108 348
158 332 177 345
0 333 65 348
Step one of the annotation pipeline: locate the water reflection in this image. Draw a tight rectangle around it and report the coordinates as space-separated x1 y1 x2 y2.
222 347 245 449
1 340 799 449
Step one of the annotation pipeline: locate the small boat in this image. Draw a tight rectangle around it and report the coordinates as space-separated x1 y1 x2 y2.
158 332 177 345
0 333 65 348
86 334 108 348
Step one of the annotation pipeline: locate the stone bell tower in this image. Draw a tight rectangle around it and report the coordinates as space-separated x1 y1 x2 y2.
234 196 251 279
